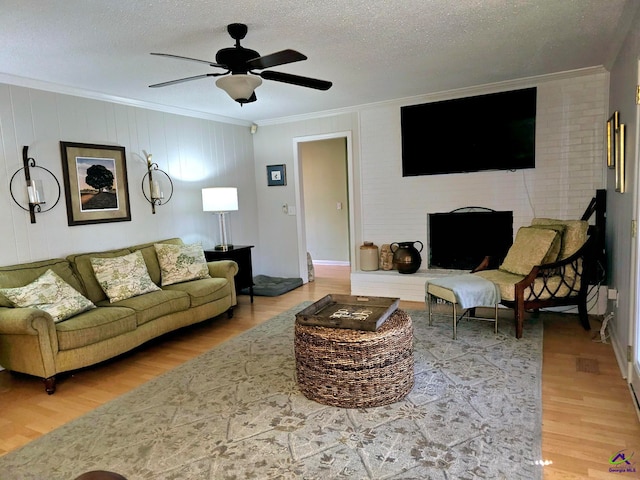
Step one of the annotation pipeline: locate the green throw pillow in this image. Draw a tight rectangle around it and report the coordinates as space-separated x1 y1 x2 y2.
500 226 560 276
154 242 211 286
0 269 95 322
90 250 161 303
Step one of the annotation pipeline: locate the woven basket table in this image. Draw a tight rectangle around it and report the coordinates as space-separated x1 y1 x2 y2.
294 309 414 408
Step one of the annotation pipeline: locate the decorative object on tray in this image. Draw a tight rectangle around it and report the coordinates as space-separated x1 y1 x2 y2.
295 294 399 331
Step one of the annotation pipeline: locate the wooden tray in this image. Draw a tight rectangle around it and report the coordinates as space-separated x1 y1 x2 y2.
295 294 400 331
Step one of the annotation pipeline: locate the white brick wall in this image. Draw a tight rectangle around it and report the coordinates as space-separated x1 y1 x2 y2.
356 72 607 264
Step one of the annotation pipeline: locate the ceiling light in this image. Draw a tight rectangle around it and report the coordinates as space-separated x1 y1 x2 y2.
215 75 262 102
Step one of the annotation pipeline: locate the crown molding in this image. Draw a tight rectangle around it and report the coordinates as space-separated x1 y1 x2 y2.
256 66 608 126
0 73 252 126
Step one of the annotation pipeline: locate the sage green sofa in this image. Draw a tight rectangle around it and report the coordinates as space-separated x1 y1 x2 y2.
0 238 238 394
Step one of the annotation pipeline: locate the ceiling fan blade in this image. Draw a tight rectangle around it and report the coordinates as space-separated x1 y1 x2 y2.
149 73 224 88
150 52 225 68
246 49 307 70
259 70 332 90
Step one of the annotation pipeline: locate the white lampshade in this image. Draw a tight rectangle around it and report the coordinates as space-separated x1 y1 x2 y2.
202 187 238 212
215 75 262 101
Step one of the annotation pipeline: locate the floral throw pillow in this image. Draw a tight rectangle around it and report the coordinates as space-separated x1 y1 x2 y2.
90 250 161 303
0 269 95 323
154 243 211 286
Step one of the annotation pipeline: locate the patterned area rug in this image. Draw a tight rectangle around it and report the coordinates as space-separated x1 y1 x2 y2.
0 305 543 479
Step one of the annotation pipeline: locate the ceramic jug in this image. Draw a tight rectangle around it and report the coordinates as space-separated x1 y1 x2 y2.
390 241 423 274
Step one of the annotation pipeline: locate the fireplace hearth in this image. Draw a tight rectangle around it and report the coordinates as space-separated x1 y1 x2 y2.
428 209 513 271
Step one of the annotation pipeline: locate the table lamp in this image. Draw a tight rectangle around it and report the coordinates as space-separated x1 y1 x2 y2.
202 187 238 251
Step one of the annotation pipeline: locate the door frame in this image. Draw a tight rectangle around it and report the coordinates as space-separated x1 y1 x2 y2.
629 60 640 413
292 131 355 282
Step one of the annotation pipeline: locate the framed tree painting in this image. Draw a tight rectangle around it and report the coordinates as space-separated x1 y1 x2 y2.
60 142 131 226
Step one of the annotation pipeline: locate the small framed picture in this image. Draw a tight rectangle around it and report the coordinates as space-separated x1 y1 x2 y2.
267 164 286 186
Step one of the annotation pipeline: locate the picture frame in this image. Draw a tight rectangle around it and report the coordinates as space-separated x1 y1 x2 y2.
615 123 626 193
60 141 131 226
606 111 619 168
266 164 287 186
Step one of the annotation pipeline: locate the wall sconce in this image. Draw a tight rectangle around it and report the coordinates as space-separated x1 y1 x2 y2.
202 187 238 251
9 146 61 224
141 153 173 214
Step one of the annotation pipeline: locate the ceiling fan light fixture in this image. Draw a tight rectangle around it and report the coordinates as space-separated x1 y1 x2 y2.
216 74 262 102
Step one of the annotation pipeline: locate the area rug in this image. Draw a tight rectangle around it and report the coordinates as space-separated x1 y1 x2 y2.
0 305 543 479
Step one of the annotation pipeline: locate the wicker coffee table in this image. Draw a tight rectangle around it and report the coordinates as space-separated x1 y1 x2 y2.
294 308 414 408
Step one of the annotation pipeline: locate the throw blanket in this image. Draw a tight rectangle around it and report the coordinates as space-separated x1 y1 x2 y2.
427 273 501 309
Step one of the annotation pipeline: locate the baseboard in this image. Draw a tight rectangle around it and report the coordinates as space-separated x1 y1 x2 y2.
313 260 350 266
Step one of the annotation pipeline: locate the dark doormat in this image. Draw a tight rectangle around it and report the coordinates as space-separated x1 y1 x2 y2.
241 275 303 297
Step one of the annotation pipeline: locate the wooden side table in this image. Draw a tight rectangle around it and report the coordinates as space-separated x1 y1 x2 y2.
204 245 254 303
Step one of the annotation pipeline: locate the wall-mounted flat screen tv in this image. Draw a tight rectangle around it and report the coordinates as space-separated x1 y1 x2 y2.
401 87 536 176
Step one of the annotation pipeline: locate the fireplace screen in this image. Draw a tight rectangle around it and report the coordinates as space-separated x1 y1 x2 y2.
428 209 513 271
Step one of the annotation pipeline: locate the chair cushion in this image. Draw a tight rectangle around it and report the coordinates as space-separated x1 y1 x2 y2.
499 226 560 275
531 218 588 259
154 243 211 286
528 224 565 264
474 269 581 302
90 250 161 303
0 269 95 323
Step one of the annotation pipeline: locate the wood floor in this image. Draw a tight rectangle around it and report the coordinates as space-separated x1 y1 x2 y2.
1 265 639 479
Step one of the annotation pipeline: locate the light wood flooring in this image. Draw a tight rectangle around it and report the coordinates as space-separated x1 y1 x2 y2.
1 265 639 479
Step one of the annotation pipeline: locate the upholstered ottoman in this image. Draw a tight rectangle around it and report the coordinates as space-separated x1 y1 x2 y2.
426 274 499 339
294 309 414 408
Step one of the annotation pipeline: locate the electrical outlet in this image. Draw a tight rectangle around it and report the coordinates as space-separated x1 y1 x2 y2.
287 205 296 215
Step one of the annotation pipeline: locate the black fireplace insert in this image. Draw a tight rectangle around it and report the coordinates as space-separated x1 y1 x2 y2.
428 209 513 271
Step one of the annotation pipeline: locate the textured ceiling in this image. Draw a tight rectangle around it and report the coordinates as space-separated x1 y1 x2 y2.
0 0 635 124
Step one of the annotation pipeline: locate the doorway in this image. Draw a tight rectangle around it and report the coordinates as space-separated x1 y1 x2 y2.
293 132 355 282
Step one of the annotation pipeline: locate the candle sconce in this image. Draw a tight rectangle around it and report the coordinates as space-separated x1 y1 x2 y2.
9 146 61 224
141 153 173 214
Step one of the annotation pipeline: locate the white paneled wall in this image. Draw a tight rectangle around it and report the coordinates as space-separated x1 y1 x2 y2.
0 84 258 266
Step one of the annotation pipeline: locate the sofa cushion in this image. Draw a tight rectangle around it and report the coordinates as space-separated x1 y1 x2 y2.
90 250 161 303
130 238 184 285
55 306 137 350
163 277 231 307
531 218 588 259
154 243 211 286
0 258 85 308
99 289 190 326
67 248 133 303
0 269 96 323
499 226 560 276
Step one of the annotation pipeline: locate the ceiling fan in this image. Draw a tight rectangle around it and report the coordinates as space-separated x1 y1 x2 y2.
149 23 332 104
